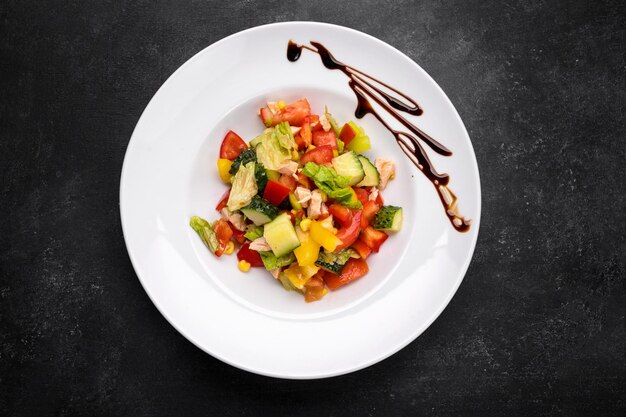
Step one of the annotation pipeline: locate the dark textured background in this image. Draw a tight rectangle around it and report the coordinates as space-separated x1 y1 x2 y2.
1 0 624 415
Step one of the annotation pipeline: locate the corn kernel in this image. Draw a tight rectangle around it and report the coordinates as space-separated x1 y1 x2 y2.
278 100 286 109
333 149 339 157
307 144 316 152
318 190 327 202
299 218 312 232
238 260 251 272
224 241 235 255
292 149 300 160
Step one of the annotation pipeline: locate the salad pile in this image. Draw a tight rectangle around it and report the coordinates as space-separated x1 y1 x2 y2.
190 98 403 302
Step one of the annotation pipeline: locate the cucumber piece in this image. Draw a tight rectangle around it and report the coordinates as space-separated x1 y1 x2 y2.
263 213 301 257
331 150 365 186
249 135 263 148
315 248 359 274
241 195 279 226
266 169 280 181
373 206 403 232
229 148 257 175
255 163 268 195
356 155 380 187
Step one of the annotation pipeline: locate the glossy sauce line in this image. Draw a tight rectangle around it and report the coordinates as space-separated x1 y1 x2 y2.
287 40 471 232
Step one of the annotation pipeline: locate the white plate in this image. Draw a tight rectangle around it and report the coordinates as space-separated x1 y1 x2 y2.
120 22 481 379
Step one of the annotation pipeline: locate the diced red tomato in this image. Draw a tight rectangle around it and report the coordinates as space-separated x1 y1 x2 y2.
236 242 264 267
339 123 356 145
328 204 352 224
324 258 369 290
261 99 311 127
215 188 230 211
213 219 233 257
335 210 362 251
312 130 337 149
300 145 334 165
263 179 291 205
219 130 248 160
352 239 372 259
259 107 273 127
361 200 381 228
300 117 312 148
304 273 326 302
360 226 388 253
228 222 246 244
354 188 369 206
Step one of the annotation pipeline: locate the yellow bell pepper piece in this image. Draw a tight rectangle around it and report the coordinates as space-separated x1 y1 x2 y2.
294 228 321 266
302 264 320 278
294 240 320 266
284 263 320 289
299 218 312 232
278 100 286 109
310 220 341 252
217 159 233 183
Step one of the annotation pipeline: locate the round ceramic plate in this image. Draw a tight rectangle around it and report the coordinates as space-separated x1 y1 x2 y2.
120 22 481 379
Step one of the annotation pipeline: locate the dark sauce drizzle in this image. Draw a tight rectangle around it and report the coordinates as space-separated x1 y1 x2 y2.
287 40 471 232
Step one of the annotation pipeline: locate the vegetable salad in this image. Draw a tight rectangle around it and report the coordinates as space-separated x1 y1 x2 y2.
190 98 403 302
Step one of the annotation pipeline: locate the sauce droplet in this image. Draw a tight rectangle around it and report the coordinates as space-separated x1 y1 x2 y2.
287 40 302 61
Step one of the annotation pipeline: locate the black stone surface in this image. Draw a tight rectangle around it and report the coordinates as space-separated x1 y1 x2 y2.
1 1 624 415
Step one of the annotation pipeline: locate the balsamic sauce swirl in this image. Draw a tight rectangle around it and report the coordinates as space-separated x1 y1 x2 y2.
287 40 471 232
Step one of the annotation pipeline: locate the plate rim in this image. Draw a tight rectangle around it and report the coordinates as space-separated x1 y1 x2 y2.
119 21 482 379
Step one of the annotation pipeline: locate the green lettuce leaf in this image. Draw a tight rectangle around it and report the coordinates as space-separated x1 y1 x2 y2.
244 224 264 241
324 106 341 135
227 161 258 211
301 162 362 209
189 216 219 253
254 128 292 170
259 251 296 271
275 122 296 150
